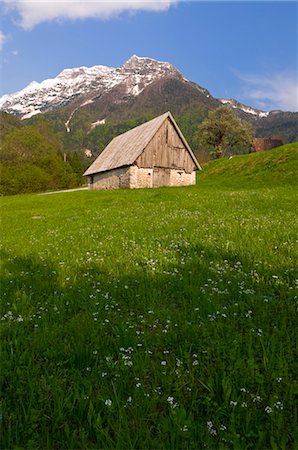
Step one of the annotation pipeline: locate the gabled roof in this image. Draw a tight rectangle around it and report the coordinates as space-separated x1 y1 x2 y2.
84 111 201 176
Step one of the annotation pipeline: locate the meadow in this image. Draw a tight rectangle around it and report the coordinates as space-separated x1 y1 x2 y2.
0 145 297 449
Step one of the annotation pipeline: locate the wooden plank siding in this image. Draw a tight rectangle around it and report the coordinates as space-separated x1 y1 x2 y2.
153 167 171 187
135 118 196 173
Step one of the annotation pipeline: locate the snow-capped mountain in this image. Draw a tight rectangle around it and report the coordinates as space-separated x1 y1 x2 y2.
1 55 296 143
0 55 183 120
218 98 269 118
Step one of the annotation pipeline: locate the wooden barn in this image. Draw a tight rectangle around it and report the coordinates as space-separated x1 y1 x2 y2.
84 112 201 190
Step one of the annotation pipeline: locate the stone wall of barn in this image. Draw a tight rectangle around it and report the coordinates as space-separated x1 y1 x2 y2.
88 166 196 190
130 166 196 188
89 166 130 190
169 169 196 186
129 166 153 188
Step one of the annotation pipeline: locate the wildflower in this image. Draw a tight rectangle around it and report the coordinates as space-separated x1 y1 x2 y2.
230 401 237 406
167 396 179 409
265 406 272 414
105 399 112 406
123 355 133 367
161 360 167 366
207 420 217 436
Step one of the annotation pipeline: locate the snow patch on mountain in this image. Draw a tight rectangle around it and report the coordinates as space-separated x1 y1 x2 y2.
91 118 106 129
22 108 42 120
219 98 269 118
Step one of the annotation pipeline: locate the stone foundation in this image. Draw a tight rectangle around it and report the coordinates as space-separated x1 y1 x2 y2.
129 166 153 188
88 165 196 190
88 166 130 190
169 169 196 186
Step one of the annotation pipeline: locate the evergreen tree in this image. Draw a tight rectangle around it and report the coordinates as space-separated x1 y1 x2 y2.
69 152 84 183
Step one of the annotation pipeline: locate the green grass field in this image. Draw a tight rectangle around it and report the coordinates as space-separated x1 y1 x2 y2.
1 145 297 449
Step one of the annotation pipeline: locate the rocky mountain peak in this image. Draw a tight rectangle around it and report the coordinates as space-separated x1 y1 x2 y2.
119 55 183 83
57 65 114 80
0 55 185 120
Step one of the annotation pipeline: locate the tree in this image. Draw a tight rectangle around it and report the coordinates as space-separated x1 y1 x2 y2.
0 126 56 165
197 106 253 158
37 153 77 190
68 152 84 183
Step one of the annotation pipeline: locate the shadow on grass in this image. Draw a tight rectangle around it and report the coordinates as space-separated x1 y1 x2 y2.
0 246 296 449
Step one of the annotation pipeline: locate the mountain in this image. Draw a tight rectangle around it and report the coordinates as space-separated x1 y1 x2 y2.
218 98 269 118
1 55 297 150
0 56 188 121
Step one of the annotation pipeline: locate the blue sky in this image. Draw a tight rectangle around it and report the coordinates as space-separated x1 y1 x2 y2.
0 1 297 111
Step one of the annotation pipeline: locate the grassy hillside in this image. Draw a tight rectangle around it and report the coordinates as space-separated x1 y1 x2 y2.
197 142 298 187
0 155 297 448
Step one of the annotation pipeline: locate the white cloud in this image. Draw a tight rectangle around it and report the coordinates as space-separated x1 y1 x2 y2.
4 0 176 29
0 31 7 50
236 71 298 112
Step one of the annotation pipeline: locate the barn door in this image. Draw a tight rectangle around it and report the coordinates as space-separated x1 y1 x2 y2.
153 168 171 187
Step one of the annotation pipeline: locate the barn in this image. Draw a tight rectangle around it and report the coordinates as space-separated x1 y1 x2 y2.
84 111 201 190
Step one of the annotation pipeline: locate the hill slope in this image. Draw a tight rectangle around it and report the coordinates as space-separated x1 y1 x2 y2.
198 143 298 187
